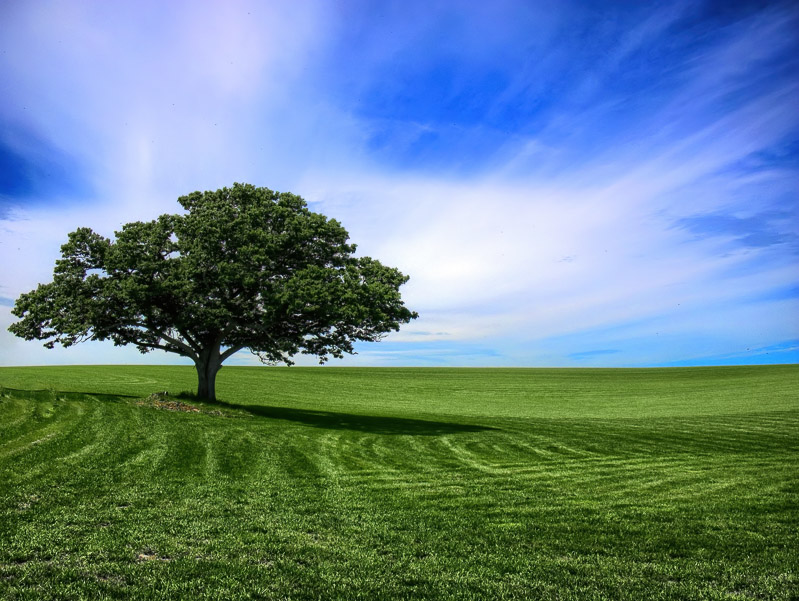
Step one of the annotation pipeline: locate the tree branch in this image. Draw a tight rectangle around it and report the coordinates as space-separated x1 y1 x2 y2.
141 341 192 356
220 344 246 362
157 331 199 361
175 326 201 352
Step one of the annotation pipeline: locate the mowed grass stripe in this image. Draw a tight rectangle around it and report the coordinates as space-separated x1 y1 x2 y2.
0 365 797 600
0 394 95 470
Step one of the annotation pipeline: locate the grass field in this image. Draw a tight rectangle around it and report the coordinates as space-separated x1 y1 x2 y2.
1 364 797 600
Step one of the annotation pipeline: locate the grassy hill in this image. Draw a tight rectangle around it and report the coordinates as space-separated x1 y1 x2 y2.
1 365 797 600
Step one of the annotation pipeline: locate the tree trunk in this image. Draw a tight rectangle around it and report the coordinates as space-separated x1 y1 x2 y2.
195 346 222 401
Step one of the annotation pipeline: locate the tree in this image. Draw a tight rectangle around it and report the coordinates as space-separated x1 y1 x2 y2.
8 183 417 401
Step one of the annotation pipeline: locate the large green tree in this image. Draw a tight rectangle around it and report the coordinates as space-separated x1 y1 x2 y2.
8 184 417 400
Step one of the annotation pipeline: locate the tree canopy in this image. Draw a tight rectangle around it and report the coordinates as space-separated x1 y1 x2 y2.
8 183 417 400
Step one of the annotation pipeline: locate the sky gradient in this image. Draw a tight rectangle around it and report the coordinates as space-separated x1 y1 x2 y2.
1 0 797 367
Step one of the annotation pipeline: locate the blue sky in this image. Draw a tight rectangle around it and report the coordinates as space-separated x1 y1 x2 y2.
0 0 797 367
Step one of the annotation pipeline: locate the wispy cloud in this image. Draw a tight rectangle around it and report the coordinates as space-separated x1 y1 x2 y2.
675 211 798 249
664 339 799 367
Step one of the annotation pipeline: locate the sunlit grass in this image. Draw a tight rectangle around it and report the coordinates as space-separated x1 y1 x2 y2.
1 365 797 600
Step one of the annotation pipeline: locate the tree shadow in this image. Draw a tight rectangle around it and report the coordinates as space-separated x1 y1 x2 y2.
197 397 494 436
0 386 494 436
0 386 140 403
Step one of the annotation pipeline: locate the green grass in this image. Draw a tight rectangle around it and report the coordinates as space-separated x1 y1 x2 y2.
0 365 797 600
